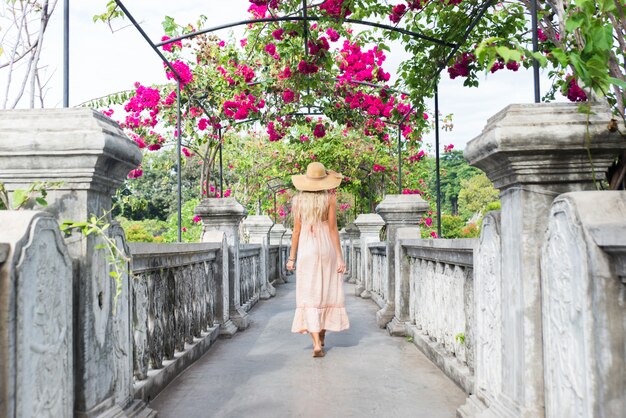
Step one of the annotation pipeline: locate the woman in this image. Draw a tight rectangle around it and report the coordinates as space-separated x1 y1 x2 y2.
287 162 350 358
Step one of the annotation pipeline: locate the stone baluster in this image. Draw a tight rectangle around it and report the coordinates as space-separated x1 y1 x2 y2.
269 223 287 245
0 108 146 417
460 103 626 418
375 195 429 330
345 222 360 284
242 215 276 299
196 197 248 335
353 214 385 298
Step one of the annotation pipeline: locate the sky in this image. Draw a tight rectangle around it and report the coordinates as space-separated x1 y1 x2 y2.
7 0 561 150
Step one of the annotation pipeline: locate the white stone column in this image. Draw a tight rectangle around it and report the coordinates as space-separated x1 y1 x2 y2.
462 103 626 418
345 223 360 284
353 214 385 298
242 215 276 299
269 223 287 245
196 197 248 334
0 108 145 417
375 194 429 329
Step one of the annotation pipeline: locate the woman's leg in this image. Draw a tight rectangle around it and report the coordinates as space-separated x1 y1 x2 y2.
310 332 324 357
320 329 326 346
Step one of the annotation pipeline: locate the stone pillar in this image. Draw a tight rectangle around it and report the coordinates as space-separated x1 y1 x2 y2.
463 103 626 418
375 194 428 329
196 198 248 334
269 223 287 245
0 109 146 417
353 214 385 298
345 223 360 284
242 215 276 298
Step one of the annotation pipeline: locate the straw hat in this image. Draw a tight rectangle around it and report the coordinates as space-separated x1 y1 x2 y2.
292 162 343 191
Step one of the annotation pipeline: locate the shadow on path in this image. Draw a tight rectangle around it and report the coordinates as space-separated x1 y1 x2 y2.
149 280 466 418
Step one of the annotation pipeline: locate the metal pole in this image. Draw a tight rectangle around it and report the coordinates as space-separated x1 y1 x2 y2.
435 85 442 238
397 127 402 194
177 80 182 242
219 128 224 197
274 192 277 223
530 0 540 103
62 0 69 107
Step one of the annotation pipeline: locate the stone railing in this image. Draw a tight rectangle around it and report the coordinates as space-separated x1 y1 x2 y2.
239 244 263 312
368 243 388 307
129 243 223 401
268 245 280 284
399 238 477 394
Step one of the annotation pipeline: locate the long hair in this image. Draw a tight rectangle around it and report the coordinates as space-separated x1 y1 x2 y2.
292 190 330 224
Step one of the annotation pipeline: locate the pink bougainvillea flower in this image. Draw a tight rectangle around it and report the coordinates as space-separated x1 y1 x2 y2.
182 227 187 232
326 28 340 42
272 28 284 40
240 38 248 47
313 123 326 138
319 0 352 18
282 88 296 103
148 144 161 151
182 148 192 157
447 52 475 79
228 164 234 169
193 215 201 223
161 35 182 52
430 231 439 238
265 43 276 56
444 144 454 153
127 168 143 179
424 217 433 227
198 118 209 131
564 75 587 102
223 189 232 198
165 60 193 87
278 66 291 79
389 3 406 23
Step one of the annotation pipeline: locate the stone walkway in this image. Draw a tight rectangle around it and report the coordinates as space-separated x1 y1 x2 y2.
149 280 466 418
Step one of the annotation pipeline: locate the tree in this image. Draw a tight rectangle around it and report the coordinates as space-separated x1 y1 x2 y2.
458 172 500 221
1 0 59 108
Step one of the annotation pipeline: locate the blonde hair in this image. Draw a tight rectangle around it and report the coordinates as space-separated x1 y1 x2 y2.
293 191 330 224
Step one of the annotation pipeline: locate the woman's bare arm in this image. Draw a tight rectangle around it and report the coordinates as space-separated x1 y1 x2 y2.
327 193 346 273
286 215 301 271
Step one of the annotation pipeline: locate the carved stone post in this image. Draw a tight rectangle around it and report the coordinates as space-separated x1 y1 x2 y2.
345 223 360 284
0 108 145 417
375 195 428 329
353 214 385 298
242 215 276 299
0 212 73 418
270 224 287 284
196 197 248 334
461 103 626 418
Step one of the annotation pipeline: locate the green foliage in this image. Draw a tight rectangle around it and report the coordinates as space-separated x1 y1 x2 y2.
117 217 167 243
162 198 202 243
61 211 129 311
425 150 481 216
458 173 500 221
485 200 501 212
455 332 465 345
114 149 201 221
0 181 63 210
439 214 466 239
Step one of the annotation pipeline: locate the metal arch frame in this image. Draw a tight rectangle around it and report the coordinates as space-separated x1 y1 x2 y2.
58 0 542 240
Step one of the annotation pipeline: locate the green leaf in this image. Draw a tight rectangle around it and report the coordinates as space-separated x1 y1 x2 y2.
550 48 569 67
110 271 119 278
12 189 27 208
35 197 48 207
608 77 626 89
565 15 584 33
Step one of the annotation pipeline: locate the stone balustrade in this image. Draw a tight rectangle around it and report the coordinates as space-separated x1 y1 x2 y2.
367 243 388 308
400 238 476 394
352 242 362 287
128 243 223 400
239 244 263 312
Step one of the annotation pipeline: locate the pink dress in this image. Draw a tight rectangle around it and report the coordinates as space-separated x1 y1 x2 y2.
291 220 350 334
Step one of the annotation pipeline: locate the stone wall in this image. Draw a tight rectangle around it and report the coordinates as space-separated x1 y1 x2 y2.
129 243 223 402
400 238 476 394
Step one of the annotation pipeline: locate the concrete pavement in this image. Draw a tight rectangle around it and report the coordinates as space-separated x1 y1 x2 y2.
149 280 466 418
